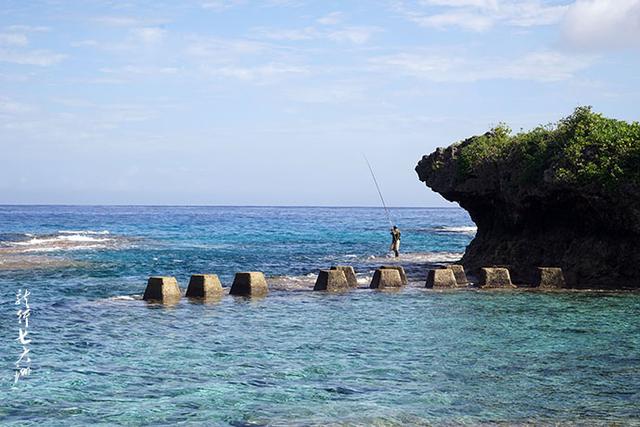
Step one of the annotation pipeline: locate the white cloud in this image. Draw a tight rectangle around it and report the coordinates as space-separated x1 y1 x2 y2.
203 63 308 82
370 49 593 82
327 26 379 44
100 65 179 75
409 10 494 31
185 36 307 83
132 27 165 44
0 33 29 46
253 25 380 44
6 25 50 33
200 0 306 11
201 0 245 11
286 84 366 103
95 16 143 27
0 97 33 114
563 0 640 50
317 12 344 25
186 37 269 59
0 49 66 66
397 0 568 31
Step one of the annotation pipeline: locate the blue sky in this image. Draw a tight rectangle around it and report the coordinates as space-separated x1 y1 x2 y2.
1 0 639 206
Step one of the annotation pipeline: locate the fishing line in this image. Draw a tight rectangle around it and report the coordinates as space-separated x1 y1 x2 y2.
363 154 394 227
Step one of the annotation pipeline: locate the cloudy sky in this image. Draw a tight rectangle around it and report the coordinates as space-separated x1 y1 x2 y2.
1 0 639 206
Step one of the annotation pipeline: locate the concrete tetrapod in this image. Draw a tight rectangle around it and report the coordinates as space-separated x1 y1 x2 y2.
186 274 223 298
314 269 349 292
229 272 268 297
370 268 403 289
425 268 457 288
536 267 566 289
143 276 181 302
480 268 516 289
330 266 358 288
380 265 408 286
447 264 469 286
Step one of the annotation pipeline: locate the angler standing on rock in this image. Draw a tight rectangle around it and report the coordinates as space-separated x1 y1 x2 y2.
390 225 401 257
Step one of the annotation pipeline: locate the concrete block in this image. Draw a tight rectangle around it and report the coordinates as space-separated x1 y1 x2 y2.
370 268 403 289
380 265 408 285
425 268 458 288
314 269 349 292
229 272 268 296
330 266 358 288
447 264 469 285
143 276 181 302
480 268 516 289
536 267 566 289
186 274 223 298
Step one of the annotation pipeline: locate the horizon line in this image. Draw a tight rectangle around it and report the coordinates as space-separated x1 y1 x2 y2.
0 203 460 209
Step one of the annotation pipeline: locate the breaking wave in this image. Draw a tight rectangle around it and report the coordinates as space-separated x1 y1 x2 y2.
432 226 477 234
0 230 132 254
364 251 463 264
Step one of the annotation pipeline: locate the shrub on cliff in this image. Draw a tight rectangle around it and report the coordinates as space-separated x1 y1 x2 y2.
457 107 640 189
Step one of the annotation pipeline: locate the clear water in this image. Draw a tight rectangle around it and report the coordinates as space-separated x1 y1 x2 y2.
1 206 638 425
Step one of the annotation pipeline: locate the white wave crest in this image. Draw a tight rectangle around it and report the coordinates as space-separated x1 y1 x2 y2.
13 235 111 246
365 252 463 264
1 230 129 254
58 230 110 235
434 226 477 234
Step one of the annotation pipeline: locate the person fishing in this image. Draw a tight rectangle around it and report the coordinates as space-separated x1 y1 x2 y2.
363 154 402 257
390 225 401 257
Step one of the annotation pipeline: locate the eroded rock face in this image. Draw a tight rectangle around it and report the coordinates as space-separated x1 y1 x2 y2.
416 135 640 289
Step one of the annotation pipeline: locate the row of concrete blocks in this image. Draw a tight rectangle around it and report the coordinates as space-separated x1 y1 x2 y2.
143 265 568 302
143 272 268 302
426 266 566 289
315 265 408 291
143 265 409 302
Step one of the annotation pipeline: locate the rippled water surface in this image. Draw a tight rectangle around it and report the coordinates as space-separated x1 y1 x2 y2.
1 206 638 425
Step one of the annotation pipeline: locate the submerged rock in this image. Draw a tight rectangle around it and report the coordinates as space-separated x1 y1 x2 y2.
416 107 640 289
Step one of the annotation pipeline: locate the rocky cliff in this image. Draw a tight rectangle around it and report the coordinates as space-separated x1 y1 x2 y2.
416 107 640 289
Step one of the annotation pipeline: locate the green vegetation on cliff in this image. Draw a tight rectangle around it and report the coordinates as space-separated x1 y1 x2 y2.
457 107 640 188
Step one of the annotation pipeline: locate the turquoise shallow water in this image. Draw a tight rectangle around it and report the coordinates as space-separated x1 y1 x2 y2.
1 206 639 425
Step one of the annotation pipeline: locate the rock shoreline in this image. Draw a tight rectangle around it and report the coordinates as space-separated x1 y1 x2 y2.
416 108 640 289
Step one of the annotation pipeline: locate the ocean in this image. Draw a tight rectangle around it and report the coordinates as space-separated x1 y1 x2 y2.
0 205 638 425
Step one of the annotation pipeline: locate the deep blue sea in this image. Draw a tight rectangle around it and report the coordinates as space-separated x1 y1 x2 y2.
1 206 638 426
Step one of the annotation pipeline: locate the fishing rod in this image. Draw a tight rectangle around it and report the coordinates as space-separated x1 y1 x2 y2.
363 154 394 228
